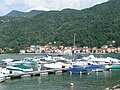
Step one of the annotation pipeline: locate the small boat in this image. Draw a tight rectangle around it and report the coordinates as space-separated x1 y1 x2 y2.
67 67 90 74
105 62 120 70
44 55 56 62
70 60 88 67
0 67 8 82
106 84 120 90
70 58 99 68
112 84 120 90
22 57 36 64
85 65 105 72
104 65 112 70
43 62 72 70
43 63 61 70
6 64 33 74
0 75 5 82
111 65 120 69
67 65 105 74
2 58 23 65
32 56 47 64
83 55 120 65
23 59 36 64
45 54 67 61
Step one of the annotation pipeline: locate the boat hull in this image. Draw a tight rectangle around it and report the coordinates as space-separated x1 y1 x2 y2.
67 65 105 74
111 65 120 69
0 77 5 82
67 67 90 74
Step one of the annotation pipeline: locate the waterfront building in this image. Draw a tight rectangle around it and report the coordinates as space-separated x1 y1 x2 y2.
19 50 26 54
82 46 92 53
0 48 4 53
63 49 72 55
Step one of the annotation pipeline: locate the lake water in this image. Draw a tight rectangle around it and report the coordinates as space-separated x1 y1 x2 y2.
0 54 120 90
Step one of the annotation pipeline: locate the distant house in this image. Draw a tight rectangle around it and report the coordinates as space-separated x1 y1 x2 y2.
19 49 26 54
40 46 46 53
54 49 63 54
101 45 108 49
106 48 112 53
59 46 64 50
63 49 72 55
82 47 91 53
92 47 97 53
117 47 120 53
74 48 81 54
30 45 36 53
45 49 52 53
97 48 106 53
0 48 4 53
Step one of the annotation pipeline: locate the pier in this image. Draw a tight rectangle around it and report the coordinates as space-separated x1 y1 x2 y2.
6 68 67 79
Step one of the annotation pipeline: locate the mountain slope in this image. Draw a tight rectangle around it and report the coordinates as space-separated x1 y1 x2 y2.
0 0 120 49
6 10 46 18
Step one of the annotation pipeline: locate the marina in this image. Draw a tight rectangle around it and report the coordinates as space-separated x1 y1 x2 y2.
0 54 120 90
0 0 120 90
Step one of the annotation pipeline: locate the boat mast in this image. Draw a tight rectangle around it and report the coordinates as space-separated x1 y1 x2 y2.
73 33 76 55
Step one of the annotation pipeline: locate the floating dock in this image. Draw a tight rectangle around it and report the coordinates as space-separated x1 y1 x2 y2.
6 68 67 79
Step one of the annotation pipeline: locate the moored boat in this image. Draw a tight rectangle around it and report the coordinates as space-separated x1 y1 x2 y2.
85 65 105 72
6 64 33 74
67 67 90 74
0 75 5 82
43 62 72 70
2 58 23 66
111 65 120 69
67 65 106 74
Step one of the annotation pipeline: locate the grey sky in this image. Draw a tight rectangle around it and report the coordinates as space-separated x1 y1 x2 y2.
0 0 108 16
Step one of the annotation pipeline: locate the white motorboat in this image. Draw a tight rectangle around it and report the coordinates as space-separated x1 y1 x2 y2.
45 54 67 62
6 64 33 74
85 55 120 65
71 60 88 67
22 57 36 64
43 62 72 69
2 58 23 66
70 59 98 67
32 56 47 64
0 68 9 82
0 74 5 82
67 65 105 74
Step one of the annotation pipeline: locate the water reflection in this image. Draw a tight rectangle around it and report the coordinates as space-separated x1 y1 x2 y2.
37 76 41 84
69 71 113 79
103 71 112 78
70 86 74 90
69 73 83 79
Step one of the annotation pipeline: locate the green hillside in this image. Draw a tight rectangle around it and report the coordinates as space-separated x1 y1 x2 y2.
6 10 46 18
0 0 120 50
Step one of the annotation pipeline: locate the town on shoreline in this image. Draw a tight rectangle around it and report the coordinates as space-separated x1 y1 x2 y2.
1 44 120 55
18 44 120 55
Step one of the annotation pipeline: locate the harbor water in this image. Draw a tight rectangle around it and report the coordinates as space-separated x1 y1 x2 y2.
0 54 120 90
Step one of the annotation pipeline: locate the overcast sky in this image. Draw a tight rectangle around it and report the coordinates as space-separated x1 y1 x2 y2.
0 0 108 16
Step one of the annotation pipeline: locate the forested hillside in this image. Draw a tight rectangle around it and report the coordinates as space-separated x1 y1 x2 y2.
0 0 120 50
6 10 46 18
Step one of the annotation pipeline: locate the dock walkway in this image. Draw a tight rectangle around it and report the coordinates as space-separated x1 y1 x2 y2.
6 68 67 79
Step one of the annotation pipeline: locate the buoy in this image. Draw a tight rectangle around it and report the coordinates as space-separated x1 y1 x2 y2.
70 83 74 87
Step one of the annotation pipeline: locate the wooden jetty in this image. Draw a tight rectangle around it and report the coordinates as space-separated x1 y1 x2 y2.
6 68 67 79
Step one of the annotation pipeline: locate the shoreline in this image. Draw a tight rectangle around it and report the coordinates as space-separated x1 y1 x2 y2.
0 53 118 55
